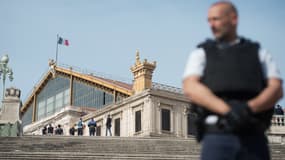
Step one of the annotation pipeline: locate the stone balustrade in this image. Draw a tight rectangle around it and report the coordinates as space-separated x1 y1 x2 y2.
271 115 285 126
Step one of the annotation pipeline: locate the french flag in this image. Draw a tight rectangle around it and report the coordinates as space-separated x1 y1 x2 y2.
58 37 69 46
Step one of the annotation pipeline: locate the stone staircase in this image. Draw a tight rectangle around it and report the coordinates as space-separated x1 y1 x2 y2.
0 136 284 160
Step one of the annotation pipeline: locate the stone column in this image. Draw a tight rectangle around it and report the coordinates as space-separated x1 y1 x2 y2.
0 87 22 136
183 105 189 138
0 87 21 123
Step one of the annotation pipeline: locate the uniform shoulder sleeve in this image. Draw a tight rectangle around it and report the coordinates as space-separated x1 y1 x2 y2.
258 48 282 80
182 48 206 79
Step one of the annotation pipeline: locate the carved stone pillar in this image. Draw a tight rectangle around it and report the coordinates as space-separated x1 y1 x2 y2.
0 87 22 123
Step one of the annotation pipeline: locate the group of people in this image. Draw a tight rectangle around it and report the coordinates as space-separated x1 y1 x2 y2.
42 124 63 135
69 115 112 136
42 115 112 136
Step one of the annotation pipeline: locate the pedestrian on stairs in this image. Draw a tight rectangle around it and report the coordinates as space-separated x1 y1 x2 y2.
106 115 112 136
42 125 47 135
88 118 97 136
77 118 84 136
69 125 75 136
55 124 63 135
47 124 54 136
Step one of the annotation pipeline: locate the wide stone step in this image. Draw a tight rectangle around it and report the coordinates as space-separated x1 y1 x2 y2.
0 136 200 154
0 136 284 160
0 136 200 159
0 152 199 160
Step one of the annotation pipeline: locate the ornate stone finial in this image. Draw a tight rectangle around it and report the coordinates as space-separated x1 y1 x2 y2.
135 49 140 65
48 59 56 67
130 50 157 94
5 87 21 99
49 59 56 78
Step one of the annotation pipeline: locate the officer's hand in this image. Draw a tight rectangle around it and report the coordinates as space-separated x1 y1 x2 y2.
224 100 253 131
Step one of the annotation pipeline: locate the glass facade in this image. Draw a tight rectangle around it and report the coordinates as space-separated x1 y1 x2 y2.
24 73 125 124
36 76 70 121
72 79 114 109
22 103 33 127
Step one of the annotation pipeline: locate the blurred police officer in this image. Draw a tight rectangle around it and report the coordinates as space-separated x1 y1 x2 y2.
183 1 283 160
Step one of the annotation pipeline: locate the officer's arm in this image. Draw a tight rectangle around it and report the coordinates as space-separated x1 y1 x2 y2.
183 75 230 115
248 78 283 113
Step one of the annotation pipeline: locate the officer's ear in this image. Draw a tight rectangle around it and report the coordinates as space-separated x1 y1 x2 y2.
229 11 238 27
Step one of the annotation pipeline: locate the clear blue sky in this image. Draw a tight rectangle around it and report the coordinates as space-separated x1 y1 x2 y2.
0 0 284 106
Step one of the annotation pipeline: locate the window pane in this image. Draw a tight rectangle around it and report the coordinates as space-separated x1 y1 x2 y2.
161 109 170 131
73 80 114 109
46 96 54 116
64 89 70 105
37 100 46 120
36 76 70 121
96 126 101 136
22 103 33 127
187 113 197 135
135 110 141 132
115 118 120 136
55 92 63 111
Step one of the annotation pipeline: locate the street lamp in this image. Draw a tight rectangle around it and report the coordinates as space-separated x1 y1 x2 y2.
0 54 13 100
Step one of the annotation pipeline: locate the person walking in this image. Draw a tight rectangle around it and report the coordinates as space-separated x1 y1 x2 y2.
183 1 283 160
105 115 112 136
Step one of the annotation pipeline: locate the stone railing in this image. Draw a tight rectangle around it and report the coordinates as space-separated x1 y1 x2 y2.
271 115 285 126
152 82 183 94
268 115 285 136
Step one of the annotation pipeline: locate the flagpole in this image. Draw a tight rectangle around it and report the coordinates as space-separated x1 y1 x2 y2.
56 34 59 65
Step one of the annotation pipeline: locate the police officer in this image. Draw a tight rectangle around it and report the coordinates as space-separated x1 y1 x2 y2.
88 118 97 136
77 118 84 136
183 1 283 160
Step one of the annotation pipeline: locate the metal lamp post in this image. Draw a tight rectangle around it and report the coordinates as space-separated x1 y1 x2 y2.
0 55 13 100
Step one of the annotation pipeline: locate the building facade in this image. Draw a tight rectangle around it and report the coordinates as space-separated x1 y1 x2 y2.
20 50 285 140
22 51 195 137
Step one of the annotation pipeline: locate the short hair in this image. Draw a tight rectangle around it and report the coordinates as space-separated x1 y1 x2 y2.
211 1 238 16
